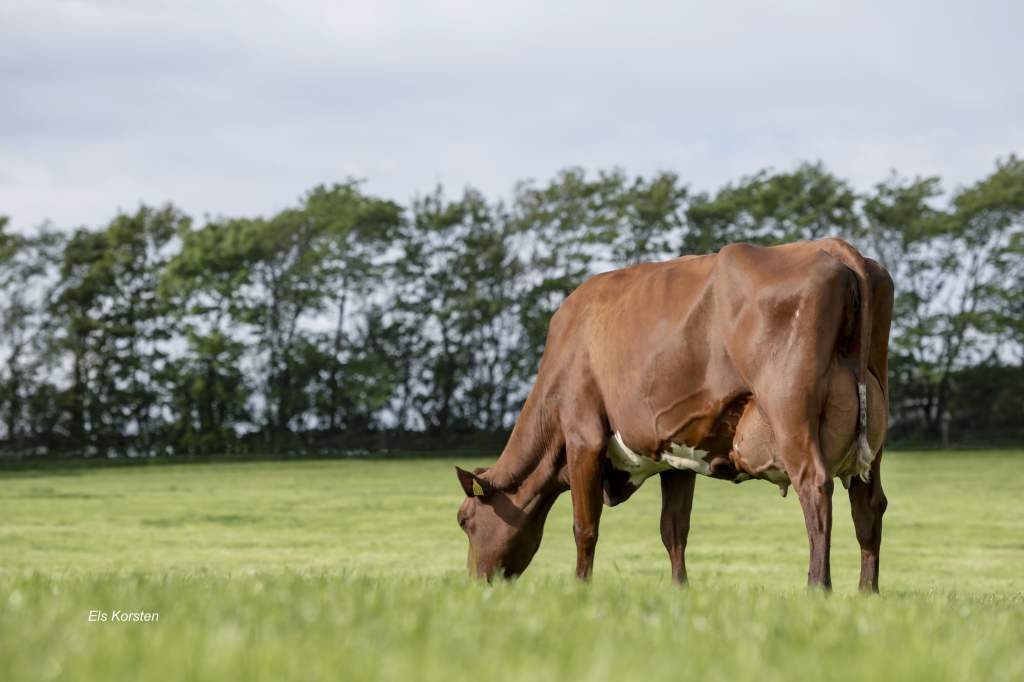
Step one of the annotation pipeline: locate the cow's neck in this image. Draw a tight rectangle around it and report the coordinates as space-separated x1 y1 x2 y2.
487 389 569 519
517 457 568 517
489 424 568 517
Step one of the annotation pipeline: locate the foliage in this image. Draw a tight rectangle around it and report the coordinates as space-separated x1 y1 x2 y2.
0 157 1021 455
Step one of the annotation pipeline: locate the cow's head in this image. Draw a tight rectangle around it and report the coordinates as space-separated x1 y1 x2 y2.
455 466 547 580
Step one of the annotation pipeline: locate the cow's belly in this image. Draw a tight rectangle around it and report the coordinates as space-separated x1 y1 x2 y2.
605 433 714 486
603 361 887 501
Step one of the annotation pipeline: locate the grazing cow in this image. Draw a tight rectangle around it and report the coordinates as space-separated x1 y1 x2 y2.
456 239 893 591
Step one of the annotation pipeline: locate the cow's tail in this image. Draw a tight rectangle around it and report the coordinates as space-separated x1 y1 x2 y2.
819 239 874 482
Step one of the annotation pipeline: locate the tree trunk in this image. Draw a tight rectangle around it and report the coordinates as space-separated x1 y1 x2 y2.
328 282 349 432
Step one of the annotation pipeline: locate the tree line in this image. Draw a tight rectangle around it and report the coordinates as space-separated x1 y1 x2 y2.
1 157 1022 456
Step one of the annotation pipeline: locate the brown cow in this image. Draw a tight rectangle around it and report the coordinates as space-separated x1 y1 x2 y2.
456 238 893 591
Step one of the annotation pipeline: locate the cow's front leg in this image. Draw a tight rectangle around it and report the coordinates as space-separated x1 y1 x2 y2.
848 456 887 593
660 469 696 585
567 432 606 581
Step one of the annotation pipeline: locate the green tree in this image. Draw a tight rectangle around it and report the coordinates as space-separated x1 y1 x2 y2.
613 171 688 265
864 157 1024 438
861 172 949 435
50 206 185 454
953 156 1024 365
0 219 65 449
397 187 524 432
162 183 402 446
685 162 858 253
302 184 403 432
160 215 255 452
511 169 626 372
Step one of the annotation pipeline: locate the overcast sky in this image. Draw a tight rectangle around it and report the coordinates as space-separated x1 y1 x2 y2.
1 0 1021 231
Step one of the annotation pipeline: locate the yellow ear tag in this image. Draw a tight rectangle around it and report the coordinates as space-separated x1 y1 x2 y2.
472 479 485 496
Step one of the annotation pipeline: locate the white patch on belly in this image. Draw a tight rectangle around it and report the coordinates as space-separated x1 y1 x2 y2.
606 432 711 486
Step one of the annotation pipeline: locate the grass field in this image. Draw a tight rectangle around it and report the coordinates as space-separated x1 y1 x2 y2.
1 450 1023 681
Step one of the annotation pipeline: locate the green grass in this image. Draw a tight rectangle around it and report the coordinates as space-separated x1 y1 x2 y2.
1 450 1022 681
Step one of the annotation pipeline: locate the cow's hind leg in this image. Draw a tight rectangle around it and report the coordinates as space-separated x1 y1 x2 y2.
848 453 887 593
772 425 834 590
660 469 696 585
566 426 607 581
795 460 834 590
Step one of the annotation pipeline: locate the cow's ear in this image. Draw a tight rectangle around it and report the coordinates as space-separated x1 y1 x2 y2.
456 467 493 498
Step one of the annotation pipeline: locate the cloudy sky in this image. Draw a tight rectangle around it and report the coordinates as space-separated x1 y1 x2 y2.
1 0 1021 231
